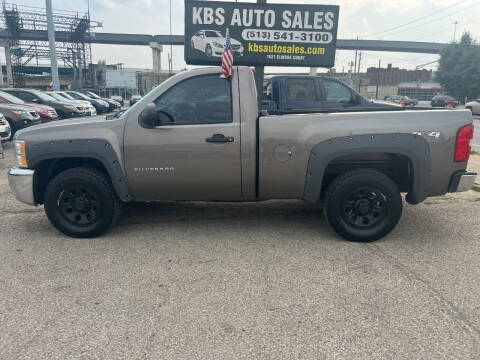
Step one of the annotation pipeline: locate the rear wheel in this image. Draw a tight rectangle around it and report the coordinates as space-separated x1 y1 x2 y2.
323 169 402 242
44 167 121 238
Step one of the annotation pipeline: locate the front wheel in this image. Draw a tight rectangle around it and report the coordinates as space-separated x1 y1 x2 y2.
44 167 122 238
206 44 213 57
323 169 402 242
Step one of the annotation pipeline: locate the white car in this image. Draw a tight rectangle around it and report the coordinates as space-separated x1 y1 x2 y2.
0 113 11 141
191 30 244 58
466 99 480 115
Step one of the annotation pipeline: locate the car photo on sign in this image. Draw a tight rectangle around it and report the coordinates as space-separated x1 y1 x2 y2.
191 30 244 58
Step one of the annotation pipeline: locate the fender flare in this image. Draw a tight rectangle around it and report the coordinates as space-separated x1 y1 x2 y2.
303 133 431 205
26 139 134 202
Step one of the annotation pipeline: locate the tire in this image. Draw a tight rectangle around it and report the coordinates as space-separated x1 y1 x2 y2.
44 167 122 238
206 44 212 57
5 119 14 141
323 169 402 242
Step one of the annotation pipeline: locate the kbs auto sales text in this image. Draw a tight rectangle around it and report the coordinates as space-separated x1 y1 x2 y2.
192 7 336 31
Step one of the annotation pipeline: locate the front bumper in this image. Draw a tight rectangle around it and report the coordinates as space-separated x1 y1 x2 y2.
8 168 36 206
448 171 477 192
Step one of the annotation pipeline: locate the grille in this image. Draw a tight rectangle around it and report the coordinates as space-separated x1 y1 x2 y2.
1 131 9 137
0 118 5 125
48 109 57 117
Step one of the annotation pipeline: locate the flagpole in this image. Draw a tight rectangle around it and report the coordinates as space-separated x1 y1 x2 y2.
254 0 266 110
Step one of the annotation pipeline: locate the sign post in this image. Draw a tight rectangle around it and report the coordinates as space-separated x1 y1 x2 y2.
254 0 266 110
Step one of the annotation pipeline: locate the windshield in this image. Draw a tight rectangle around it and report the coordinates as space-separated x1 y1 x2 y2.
33 91 57 101
0 91 25 104
46 92 63 101
86 91 101 99
57 92 74 100
70 91 92 100
205 31 222 38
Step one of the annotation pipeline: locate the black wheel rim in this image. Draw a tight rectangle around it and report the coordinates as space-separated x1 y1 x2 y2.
341 187 389 229
57 185 101 226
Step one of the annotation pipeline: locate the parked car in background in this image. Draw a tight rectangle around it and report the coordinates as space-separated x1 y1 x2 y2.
46 91 96 116
130 94 141 105
65 91 110 113
0 90 58 123
2 89 85 119
0 112 11 141
80 90 121 111
466 99 480 115
431 95 459 108
386 95 418 106
110 95 124 107
262 75 399 113
0 103 40 138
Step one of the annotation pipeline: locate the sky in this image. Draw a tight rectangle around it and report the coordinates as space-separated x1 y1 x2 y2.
6 0 480 74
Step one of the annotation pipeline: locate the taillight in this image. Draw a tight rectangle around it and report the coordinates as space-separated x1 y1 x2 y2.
454 124 474 162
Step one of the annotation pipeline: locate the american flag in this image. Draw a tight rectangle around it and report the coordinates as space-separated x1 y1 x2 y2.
221 29 234 78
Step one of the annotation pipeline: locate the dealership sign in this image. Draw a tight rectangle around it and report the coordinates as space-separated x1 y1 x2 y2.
184 1 339 67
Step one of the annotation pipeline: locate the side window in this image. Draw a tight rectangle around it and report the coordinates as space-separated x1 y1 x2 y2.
285 78 316 102
323 79 353 103
263 80 272 101
13 91 36 102
154 75 232 125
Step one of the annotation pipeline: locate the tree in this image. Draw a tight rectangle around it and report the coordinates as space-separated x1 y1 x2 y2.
436 32 480 104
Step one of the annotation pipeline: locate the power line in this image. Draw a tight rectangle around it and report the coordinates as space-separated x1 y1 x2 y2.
363 0 468 38
379 2 480 39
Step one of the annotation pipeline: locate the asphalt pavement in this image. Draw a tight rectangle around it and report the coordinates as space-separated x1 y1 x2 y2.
1 141 480 359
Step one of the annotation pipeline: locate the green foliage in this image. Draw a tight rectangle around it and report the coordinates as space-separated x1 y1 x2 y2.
436 32 480 103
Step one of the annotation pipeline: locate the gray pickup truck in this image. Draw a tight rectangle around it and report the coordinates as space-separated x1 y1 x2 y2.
8 66 477 242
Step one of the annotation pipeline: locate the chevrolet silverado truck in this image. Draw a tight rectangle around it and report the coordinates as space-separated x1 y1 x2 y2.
8 66 477 242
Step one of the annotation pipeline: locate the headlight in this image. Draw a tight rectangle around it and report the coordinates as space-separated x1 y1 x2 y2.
102 100 109 106
212 42 223 48
12 110 28 115
14 140 28 168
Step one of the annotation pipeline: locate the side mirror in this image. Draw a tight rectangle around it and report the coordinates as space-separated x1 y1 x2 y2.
138 103 157 129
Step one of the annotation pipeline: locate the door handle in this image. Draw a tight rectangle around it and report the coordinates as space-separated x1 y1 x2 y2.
205 134 234 143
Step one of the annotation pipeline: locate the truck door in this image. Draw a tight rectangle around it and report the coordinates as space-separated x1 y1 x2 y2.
124 74 242 201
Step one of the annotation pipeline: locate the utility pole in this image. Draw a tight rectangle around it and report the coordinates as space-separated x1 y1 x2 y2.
254 0 266 110
354 36 358 73
357 52 362 73
453 20 458 42
169 0 173 73
46 0 60 90
375 59 381 100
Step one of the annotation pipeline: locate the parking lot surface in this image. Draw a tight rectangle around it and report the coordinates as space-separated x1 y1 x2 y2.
1 141 480 359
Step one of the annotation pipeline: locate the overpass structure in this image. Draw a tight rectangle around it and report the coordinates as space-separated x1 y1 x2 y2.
0 28 455 85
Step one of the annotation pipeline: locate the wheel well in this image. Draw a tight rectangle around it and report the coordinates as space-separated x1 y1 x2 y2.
34 157 110 204
322 153 412 195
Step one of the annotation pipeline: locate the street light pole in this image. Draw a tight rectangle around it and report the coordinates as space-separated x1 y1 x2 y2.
46 0 60 90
